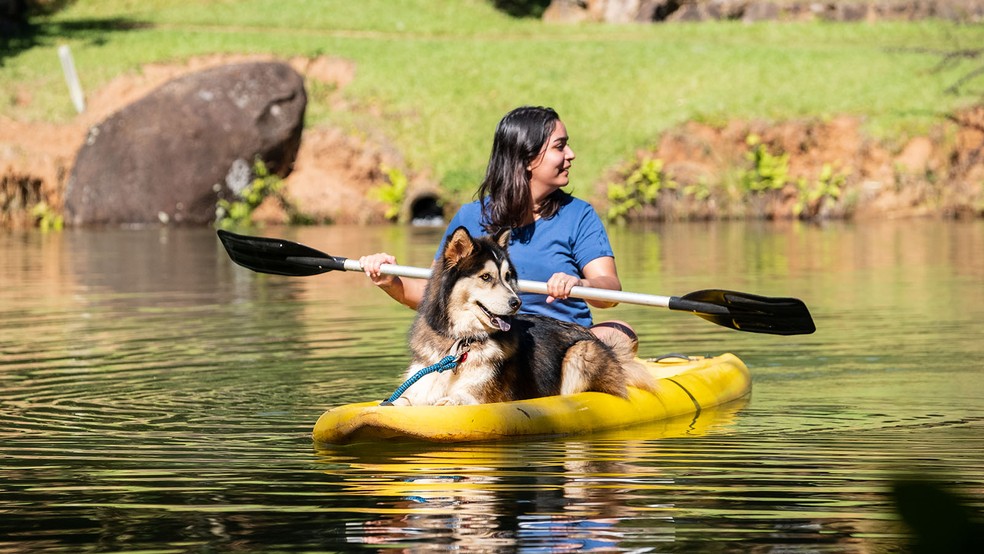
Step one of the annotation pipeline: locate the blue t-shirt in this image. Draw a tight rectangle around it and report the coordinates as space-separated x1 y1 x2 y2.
436 195 614 327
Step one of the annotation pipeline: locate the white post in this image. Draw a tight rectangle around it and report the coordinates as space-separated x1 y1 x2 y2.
58 45 86 114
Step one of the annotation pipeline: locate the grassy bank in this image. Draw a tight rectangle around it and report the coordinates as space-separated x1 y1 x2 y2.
2 0 980 197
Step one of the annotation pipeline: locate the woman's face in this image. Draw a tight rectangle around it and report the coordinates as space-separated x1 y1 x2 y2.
528 120 575 196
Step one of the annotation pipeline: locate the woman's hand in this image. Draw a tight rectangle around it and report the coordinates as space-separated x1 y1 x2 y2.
359 253 398 288
574 256 622 308
358 253 428 310
545 272 583 303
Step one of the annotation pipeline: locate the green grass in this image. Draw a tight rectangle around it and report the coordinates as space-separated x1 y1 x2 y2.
3 0 981 197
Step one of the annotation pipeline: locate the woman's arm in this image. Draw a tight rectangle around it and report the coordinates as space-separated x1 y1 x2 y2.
545 256 621 309
358 253 428 310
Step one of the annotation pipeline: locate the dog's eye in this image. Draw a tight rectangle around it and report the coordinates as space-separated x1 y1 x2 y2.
481 273 493 282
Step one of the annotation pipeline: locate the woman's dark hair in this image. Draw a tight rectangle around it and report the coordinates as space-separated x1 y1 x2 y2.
477 106 569 234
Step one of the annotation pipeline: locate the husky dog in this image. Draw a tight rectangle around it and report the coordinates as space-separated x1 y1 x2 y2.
397 226 654 406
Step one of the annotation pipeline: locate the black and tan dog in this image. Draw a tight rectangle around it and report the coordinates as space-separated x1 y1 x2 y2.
395 226 653 406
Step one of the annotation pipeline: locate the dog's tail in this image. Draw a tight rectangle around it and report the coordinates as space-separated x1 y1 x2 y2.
600 332 656 393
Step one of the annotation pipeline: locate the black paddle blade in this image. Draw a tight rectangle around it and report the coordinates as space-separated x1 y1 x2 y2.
668 289 816 335
217 230 346 276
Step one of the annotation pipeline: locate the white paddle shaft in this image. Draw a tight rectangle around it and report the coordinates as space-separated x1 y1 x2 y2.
342 259 673 308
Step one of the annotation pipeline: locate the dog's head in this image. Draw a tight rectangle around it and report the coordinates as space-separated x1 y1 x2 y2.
435 226 521 336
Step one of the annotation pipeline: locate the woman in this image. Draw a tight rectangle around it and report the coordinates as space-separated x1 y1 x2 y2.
360 106 636 349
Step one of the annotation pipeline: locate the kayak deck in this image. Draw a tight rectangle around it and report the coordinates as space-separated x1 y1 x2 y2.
313 353 750 444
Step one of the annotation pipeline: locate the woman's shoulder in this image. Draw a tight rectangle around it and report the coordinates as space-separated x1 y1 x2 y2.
447 200 481 221
555 194 599 220
445 200 486 235
564 195 592 209
458 199 483 214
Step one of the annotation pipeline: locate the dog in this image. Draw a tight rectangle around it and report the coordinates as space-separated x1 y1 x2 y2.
395 226 654 406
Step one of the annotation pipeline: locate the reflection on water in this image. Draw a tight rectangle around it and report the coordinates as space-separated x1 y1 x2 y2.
320 405 744 550
1 220 983 551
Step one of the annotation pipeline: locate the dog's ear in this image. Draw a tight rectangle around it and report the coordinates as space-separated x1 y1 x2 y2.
443 226 474 269
493 228 511 249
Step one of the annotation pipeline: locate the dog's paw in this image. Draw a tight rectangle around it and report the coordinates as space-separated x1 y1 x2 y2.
435 393 478 406
435 396 461 406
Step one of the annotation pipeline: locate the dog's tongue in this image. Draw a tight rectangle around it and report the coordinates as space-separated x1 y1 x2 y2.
492 316 511 332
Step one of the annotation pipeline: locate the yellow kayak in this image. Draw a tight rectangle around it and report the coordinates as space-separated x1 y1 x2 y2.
313 353 751 444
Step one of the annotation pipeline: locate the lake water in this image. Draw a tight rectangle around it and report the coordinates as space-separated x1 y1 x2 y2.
2 220 982 552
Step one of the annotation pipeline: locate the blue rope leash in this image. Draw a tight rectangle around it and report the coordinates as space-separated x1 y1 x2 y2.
380 352 465 406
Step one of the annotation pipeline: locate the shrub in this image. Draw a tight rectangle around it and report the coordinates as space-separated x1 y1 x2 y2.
606 157 676 223
370 165 409 222
740 134 789 193
31 201 62 231
794 163 846 219
215 159 286 229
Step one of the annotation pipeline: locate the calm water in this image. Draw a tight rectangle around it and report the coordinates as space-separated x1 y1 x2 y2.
2 220 982 552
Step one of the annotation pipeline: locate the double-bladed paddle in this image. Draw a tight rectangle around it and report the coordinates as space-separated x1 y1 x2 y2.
217 229 816 336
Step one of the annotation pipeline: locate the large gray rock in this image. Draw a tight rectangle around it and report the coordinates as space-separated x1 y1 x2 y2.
544 0 668 23
543 0 982 23
65 61 306 225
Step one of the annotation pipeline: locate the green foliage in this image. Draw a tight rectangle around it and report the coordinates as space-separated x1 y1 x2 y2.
683 181 711 201
606 158 676 224
794 163 846 218
740 134 790 193
370 165 409 222
31 201 63 232
215 159 284 229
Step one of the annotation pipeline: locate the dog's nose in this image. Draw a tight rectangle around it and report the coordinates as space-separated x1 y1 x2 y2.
509 296 521 311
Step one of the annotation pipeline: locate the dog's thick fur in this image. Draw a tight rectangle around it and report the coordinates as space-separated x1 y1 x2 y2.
397 226 654 406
